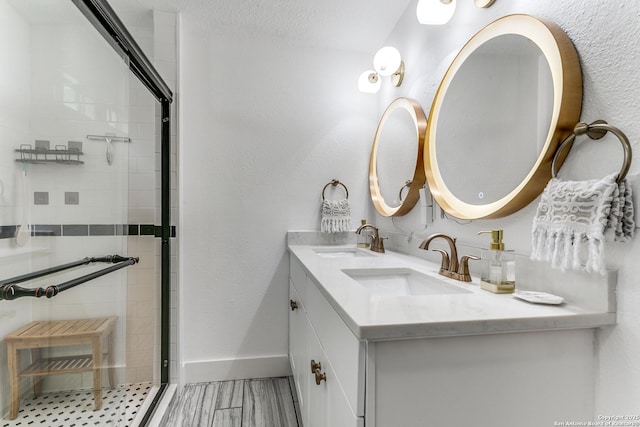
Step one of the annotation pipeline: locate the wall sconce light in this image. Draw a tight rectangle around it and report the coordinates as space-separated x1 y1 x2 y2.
358 70 381 93
358 46 405 93
417 0 496 25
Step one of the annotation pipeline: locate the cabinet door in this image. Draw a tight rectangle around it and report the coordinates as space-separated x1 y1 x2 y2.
290 256 308 301
306 277 365 417
370 331 595 427
306 318 363 427
289 281 308 425
306 320 328 427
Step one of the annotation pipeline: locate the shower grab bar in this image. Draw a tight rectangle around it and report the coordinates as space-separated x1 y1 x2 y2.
0 255 138 301
0 255 131 286
44 257 138 299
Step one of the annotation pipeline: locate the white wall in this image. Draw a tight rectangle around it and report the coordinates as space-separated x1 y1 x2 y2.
375 0 640 417
178 24 377 381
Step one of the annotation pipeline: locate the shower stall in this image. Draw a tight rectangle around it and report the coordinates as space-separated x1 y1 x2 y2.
0 0 173 425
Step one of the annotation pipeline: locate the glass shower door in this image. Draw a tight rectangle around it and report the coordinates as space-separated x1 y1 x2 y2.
0 1 162 425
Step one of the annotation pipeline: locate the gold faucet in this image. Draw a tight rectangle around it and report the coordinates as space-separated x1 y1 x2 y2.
356 224 386 253
419 233 478 282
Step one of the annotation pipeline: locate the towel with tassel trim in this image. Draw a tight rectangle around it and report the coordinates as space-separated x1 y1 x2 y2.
531 172 634 275
321 199 352 233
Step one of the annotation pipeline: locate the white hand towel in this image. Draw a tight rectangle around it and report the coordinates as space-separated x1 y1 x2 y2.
321 199 352 233
531 172 635 275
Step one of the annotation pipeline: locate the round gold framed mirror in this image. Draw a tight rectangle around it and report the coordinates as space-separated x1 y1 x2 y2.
370 97 427 217
425 14 582 219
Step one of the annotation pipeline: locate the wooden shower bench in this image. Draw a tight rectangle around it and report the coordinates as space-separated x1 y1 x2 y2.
4 316 117 420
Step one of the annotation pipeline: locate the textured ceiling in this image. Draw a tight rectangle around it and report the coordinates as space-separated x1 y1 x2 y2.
8 0 413 53
132 0 413 52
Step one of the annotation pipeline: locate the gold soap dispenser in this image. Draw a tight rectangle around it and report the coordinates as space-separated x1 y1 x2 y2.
478 230 515 294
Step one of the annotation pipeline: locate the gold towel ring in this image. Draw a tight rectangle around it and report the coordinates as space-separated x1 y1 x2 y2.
552 120 632 184
322 179 349 200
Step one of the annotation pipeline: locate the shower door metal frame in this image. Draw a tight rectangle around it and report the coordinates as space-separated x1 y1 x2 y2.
70 0 174 424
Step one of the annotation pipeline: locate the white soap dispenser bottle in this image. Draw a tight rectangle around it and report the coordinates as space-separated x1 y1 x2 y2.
478 230 515 294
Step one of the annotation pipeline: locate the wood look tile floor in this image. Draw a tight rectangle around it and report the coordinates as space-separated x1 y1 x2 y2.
162 377 301 427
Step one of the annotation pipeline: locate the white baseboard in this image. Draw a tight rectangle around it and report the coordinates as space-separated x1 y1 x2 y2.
183 355 292 384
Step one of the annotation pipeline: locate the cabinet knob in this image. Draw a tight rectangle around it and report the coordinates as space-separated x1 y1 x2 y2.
290 299 298 311
314 368 327 385
310 359 321 373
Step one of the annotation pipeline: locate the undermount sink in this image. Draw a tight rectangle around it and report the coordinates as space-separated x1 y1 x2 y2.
342 268 471 297
313 247 374 258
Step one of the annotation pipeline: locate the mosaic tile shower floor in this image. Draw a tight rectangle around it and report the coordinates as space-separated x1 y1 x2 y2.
1 383 152 427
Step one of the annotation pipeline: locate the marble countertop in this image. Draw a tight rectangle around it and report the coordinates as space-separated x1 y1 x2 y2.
288 242 616 341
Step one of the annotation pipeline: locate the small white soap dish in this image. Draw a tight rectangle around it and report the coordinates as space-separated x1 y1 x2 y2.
513 290 564 305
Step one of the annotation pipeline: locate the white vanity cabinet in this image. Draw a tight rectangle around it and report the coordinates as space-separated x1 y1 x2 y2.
289 251 601 427
366 330 594 426
289 257 365 427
